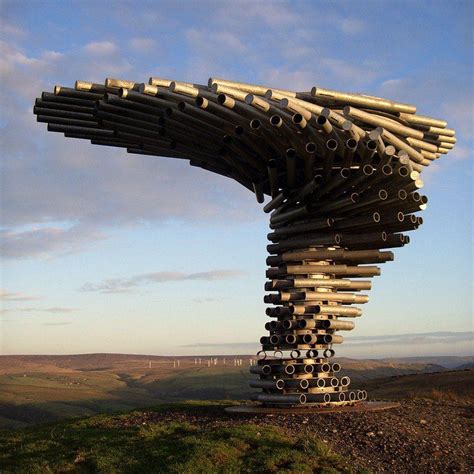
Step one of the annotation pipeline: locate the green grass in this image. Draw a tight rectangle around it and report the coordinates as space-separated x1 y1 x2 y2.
0 401 355 473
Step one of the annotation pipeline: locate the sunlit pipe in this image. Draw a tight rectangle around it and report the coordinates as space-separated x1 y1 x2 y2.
75 81 113 94
311 86 416 114
344 106 424 139
381 129 427 165
300 292 369 304
54 85 103 101
209 77 295 97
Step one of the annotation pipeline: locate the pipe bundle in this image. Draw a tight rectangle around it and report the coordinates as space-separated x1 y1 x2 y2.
34 76 455 409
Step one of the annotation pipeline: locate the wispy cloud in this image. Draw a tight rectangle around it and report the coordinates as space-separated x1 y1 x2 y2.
0 289 42 302
0 307 77 315
0 37 257 259
0 225 106 259
181 332 474 356
0 19 26 38
83 41 118 55
42 322 73 326
344 331 473 346
129 37 156 52
80 270 246 293
338 18 365 35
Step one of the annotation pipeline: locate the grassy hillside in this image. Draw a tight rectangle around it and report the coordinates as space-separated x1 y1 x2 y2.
364 368 474 401
0 401 352 474
1 354 472 429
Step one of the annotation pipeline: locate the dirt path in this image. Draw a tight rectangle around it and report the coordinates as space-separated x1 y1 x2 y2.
114 400 473 473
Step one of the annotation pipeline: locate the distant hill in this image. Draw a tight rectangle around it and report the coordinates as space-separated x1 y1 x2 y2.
0 353 472 429
363 368 474 401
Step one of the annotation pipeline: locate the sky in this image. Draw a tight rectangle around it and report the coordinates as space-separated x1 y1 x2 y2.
0 0 472 358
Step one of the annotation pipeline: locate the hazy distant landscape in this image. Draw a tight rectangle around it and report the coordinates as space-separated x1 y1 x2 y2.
1 353 472 429
0 353 473 472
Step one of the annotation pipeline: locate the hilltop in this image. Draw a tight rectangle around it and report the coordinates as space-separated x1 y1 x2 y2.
1 353 472 429
0 354 472 472
0 397 472 473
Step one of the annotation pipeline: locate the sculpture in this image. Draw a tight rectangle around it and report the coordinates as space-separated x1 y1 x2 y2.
33 77 456 408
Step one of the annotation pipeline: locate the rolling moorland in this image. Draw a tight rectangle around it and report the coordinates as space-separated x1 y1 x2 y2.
0 354 472 472
0 353 472 429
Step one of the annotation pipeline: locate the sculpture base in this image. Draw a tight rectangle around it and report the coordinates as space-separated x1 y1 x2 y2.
225 401 399 415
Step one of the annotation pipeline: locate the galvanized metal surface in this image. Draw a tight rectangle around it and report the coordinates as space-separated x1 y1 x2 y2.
33 76 455 410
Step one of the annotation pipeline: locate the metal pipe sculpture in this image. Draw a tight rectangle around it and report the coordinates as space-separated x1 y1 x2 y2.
33 77 456 409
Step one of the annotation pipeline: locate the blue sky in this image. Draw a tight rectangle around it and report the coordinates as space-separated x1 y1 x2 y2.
0 0 472 357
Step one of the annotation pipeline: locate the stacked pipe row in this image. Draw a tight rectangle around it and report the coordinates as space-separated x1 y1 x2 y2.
33 76 455 408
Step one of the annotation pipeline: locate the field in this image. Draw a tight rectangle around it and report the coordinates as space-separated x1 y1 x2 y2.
0 354 472 429
0 401 353 474
0 354 472 472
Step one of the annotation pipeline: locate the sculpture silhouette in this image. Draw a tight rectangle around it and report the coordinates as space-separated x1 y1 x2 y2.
34 77 456 408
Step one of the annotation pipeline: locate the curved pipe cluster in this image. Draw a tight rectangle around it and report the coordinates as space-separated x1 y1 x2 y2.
33 76 455 408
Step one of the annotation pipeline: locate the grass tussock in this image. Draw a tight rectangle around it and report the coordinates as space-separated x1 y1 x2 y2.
407 388 472 403
0 402 359 473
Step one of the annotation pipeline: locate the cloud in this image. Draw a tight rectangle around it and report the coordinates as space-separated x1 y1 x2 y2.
338 18 365 35
343 331 473 346
0 38 257 259
0 289 42 302
212 0 301 29
192 297 228 304
0 307 77 314
181 332 473 358
0 19 26 38
83 41 118 55
80 270 246 293
181 341 257 349
129 37 157 52
0 225 106 259
41 322 73 326
185 29 247 54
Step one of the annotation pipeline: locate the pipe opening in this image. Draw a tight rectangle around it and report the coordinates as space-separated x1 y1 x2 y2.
327 139 338 151
293 113 303 124
270 115 282 126
250 119 261 129
317 116 327 126
346 138 358 149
